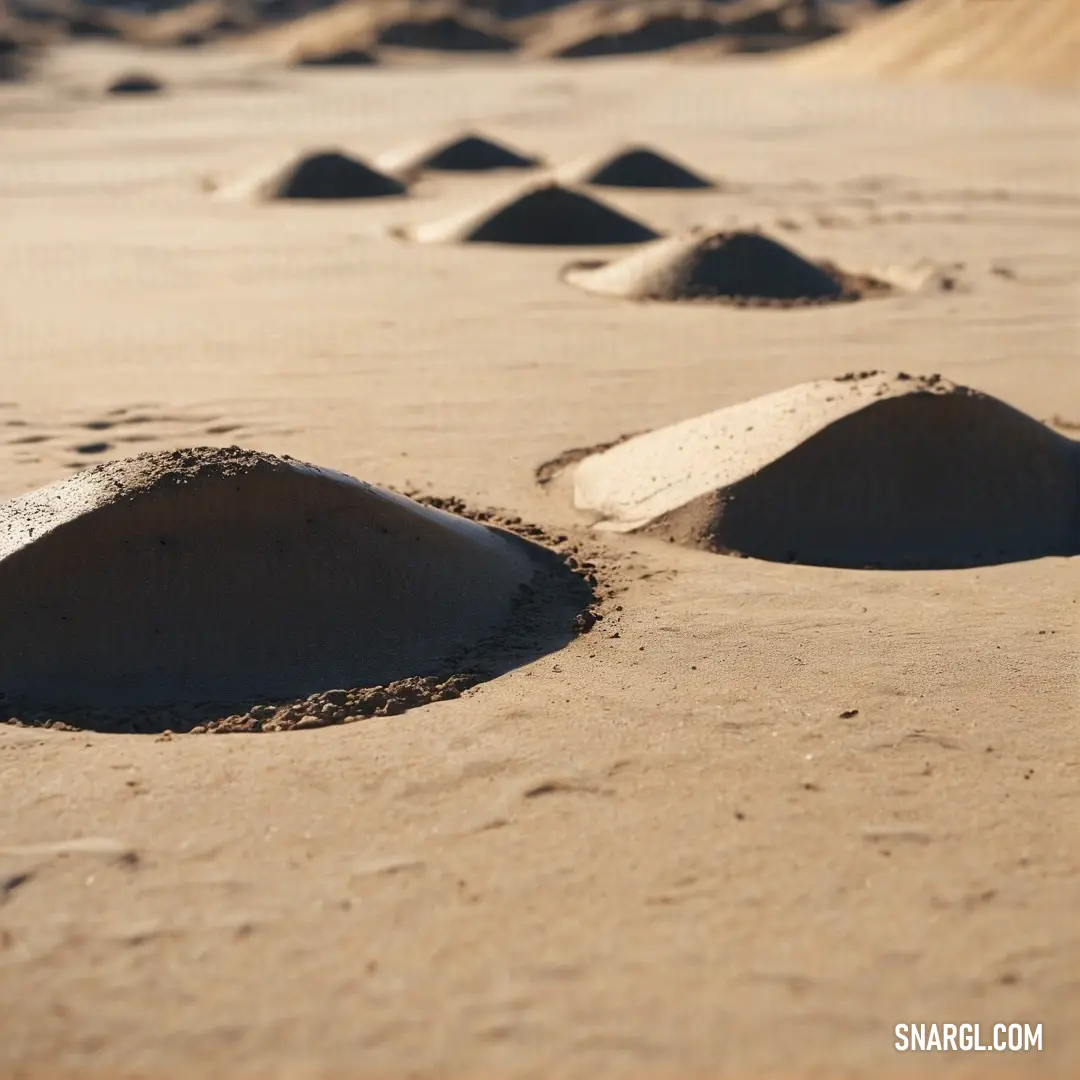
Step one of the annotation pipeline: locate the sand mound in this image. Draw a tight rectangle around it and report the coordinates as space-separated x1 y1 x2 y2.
562 229 888 305
400 181 659 245
106 71 164 95
294 45 377 65
376 131 542 182
530 0 726 57
558 144 713 189
376 8 516 50
213 149 406 201
572 373 1080 569
0 448 551 709
786 0 1080 90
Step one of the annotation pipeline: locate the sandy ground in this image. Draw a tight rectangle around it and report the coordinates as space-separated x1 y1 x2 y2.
1 40 1079 1080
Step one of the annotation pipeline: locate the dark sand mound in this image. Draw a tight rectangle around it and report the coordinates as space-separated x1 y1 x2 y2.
787 0 1080 90
294 44 377 65
558 144 713 189
402 181 659 245
106 71 164 95
377 131 542 183
562 229 888 305
214 149 406 201
0 448 582 714
377 9 516 50
573 374 1080 569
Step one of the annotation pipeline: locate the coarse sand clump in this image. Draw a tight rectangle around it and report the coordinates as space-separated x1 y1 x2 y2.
376 131 542 183
0 448 589 725
572 373 1080 569
562 228 889 305
558 145 714 190
212 149 406 201
399 181 659 246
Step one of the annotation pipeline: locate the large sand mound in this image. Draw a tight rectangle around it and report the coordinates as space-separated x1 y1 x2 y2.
400 181 659 245
572 373 1080 569
0 448 557 710
377 131 542 182
787 0 1080 90
557 144 713 189
562 228 888 305
212 149 406 201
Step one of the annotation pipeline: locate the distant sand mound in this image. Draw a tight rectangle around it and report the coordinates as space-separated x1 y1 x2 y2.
786 0 1080 90
213 149 406 201
558 144 714 189
400 181 659 245
377 7 516 50
106 71 164 94
572 373 1080 569
0 448 549 709
377 131 542 182
529 0 726 57
294 45 377 65
562 229 888 305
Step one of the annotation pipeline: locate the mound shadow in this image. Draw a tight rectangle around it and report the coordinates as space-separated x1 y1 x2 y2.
0 448 593 734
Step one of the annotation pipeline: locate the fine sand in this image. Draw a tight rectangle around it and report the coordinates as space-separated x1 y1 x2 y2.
1 26 1079 1080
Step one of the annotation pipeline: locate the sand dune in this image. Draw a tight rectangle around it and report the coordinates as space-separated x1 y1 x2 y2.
562 228 889 304
557 144 714 189
787 0 1080 89
573 373 1080 568
377 130 542 182
0 447 542 708
211 148 407 200
400 180 659 244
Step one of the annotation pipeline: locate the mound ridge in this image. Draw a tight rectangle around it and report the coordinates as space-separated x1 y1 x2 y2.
213 149 406 201
559 145 714 189
572 374 1080 569
402 181 660 246
0 447 562 711
377 10 516 51
377 131 542 182
562 229 887 304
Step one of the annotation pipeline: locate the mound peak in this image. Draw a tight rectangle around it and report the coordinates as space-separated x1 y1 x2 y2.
402 181 660 246
572 374 1080 569
377 131 542 182
213 148 406 201
562 229 886 304
0 447 576 714
559 145 714 189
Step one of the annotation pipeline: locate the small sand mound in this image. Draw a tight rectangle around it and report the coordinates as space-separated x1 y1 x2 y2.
562 229 887 305
294 45 377 66
400 181 660 245
558 144 714 189
213 149 406 201
786 0 1080 90
376 131 542 182
106 71 164 95
572 373 1080 569
0 448 559 710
